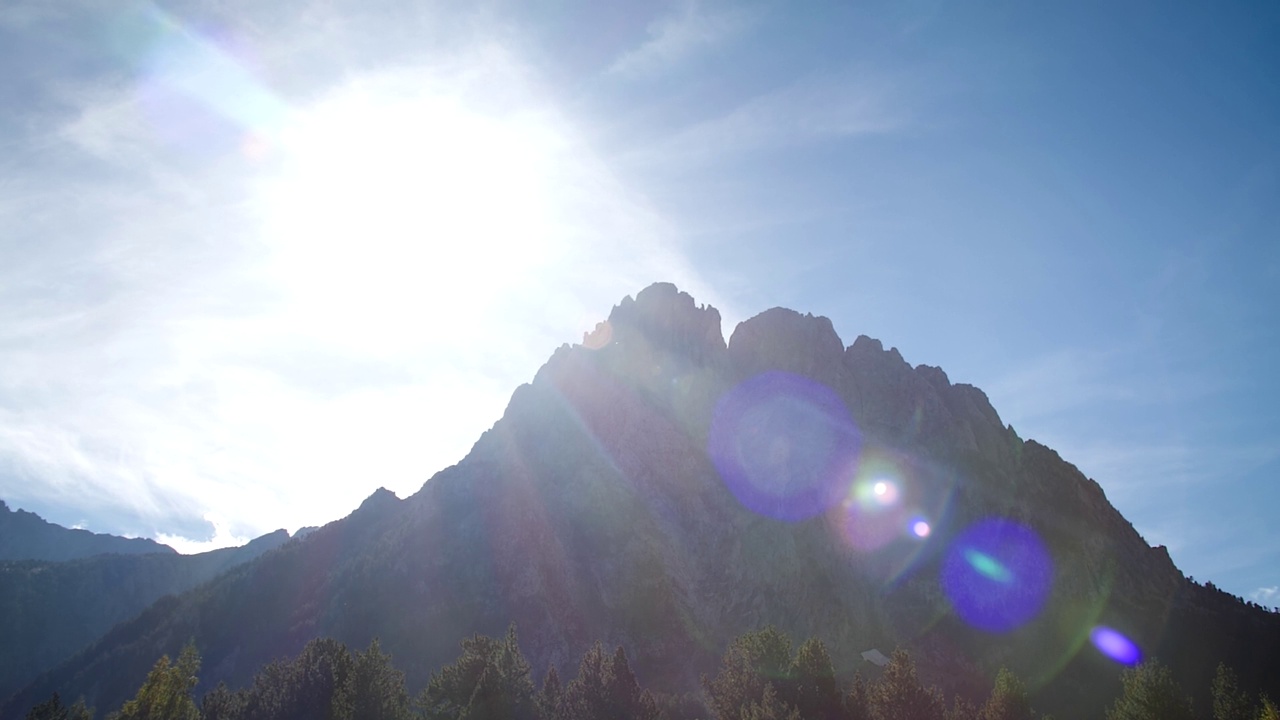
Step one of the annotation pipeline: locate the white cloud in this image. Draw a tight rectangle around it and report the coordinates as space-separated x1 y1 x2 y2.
156 512 251 555
607 1 759 78
1252 586 1279 604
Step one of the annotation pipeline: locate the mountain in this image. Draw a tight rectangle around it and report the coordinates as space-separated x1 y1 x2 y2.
0 500 175 561
4 283 1278 718
0 528 293 703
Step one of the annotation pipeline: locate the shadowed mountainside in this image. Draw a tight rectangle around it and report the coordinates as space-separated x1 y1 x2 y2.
5 283 1278 718
0 527 292 703
0 501 174 561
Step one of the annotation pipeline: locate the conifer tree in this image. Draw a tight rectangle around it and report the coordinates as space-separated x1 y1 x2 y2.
25 692 93 720
790 638 841 720
703 628 795 720
1105 660 1193 720
1258 696 1280 720
557 642 656 720
844 673 872 720
232 636 354 720
343 639 410 720
868 649 943 720
418 625 535 720
113 641 201 720
199 682 242 720
946 695 979 720
742 684 800 720
980 668 1032 720
1212 663 1252 720
535 667 563 720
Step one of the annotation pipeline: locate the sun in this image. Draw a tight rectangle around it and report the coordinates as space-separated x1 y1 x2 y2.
254 83 563 350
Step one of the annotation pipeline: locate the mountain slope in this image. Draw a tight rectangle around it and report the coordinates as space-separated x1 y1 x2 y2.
0 528 292 703
0 501 174 561
6 283 1278 718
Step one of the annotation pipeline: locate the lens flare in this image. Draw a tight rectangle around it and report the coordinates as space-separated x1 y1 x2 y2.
829 456 917 552
108 7 290 157
963 548 1013 583
912 519 931 538
941 519 1053 632
707 372 861 522
1090 626 1142 665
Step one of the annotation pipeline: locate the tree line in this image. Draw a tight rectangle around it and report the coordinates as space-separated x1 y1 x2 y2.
22 625 1280 720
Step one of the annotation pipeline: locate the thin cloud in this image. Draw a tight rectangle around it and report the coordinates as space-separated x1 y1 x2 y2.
623 68 910 167
1034 438 1279 503
983 343 1230 431
607 1 759 78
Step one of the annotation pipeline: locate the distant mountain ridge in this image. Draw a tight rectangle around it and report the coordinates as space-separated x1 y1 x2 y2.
0 516 294 704
4 283 1277 719
0 500 174 561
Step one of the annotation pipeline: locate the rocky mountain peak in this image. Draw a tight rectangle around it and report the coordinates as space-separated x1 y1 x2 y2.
605 282 726 363
727 307 844 389
356 487 400 514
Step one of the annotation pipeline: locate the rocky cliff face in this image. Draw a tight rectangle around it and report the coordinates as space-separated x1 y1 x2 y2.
6 284 1277 718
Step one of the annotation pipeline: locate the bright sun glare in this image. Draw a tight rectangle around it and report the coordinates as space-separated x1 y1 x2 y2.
257 87 562 348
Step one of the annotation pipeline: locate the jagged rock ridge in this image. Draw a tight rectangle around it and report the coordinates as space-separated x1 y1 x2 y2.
4 283 1277 719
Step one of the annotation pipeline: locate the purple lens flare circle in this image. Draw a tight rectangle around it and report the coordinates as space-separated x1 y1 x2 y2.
941 518 1053 632
707 371 862 522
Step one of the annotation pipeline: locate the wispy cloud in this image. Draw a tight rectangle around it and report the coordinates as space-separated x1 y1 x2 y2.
1252 586 1279 604
0 3 734 550
982 344 1228 431
622 68 910 167
607 1 759 78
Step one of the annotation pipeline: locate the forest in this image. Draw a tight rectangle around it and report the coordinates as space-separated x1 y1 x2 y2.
21 625 1278 720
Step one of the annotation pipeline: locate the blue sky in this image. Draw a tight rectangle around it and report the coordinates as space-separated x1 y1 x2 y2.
1 1 1276 604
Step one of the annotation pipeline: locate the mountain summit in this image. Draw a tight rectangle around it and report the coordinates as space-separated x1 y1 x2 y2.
6 284 1277 718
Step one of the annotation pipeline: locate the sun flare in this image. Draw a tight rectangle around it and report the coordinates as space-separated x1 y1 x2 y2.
256 85 563 348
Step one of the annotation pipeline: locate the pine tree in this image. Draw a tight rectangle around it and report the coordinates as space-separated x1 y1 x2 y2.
418 626 534 720
199 682 243 720
558 643 655 720
1212 663 1252 720
844 673 872 720
604 646 653 720
1105 660 1194 720
868 649 943 720
233 636 354 720
1258 696 1280 720
790 638 841 720
980 668 1032 720
742 685 800 720
114 641 202 720
343 639 410 720
25 692 93 720
535 667 562 720
703 628 795 720
946 695 980 720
